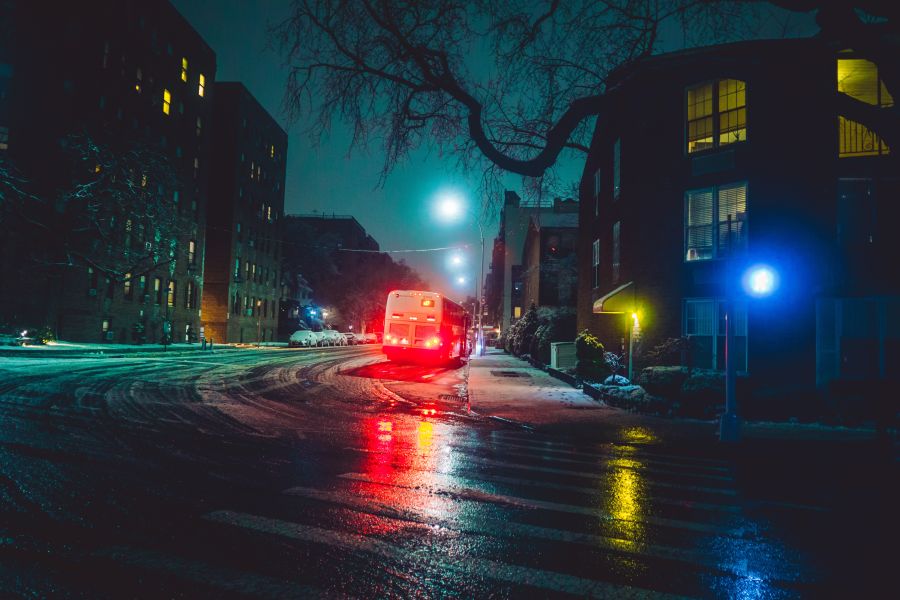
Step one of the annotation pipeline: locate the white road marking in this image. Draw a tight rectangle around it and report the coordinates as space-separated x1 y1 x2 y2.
283 480 795 582
467 454 740 497
204 509 694 599
331 474 746 538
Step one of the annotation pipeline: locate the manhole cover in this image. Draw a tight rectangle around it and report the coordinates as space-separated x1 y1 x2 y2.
490 370 530 378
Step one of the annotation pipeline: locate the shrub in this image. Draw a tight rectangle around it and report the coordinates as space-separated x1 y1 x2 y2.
575 329 610 382
637 366 689 398
679 369 724 417
30 325 55 344
528 307 576 365
510 303 539 356
636 337 695 374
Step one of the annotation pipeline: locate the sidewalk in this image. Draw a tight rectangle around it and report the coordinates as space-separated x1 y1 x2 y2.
0 340 240 359
466 348 881 445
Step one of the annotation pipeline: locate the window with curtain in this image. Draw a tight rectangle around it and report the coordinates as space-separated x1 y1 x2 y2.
685 182 747 261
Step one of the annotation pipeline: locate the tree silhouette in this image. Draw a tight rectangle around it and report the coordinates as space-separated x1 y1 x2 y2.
274 1 898 200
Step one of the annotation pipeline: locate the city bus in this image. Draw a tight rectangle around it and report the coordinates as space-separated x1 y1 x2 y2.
383 290 470 364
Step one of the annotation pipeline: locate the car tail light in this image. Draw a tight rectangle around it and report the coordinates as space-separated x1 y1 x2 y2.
424 336 441 348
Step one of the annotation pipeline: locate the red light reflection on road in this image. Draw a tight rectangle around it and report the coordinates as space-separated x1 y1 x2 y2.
356 415 453 532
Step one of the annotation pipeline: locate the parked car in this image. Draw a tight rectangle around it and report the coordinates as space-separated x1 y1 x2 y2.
353 333 367 345
309 331 326 346
341 332 357 345
320 329 345 346
364 332 378 344
288 330 317 348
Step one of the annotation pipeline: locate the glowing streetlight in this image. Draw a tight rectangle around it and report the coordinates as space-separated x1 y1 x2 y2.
436 191 464 221
456 276 467 285
451 254 463 266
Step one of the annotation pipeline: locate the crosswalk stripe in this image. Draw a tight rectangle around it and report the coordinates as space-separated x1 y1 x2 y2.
344 445 739 498
94 545 324 598
467 455 739 497
204 509 694 599
331 473 746 538
458 444 735 483
285 480 795 583
475 438 732 474
487 432 729 466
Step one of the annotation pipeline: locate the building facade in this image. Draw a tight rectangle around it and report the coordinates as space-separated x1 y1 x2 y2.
0 0 215 343
201 83 287 344
520 199 579 311
576 36 899 417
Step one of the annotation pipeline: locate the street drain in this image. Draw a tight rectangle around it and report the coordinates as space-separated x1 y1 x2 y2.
439 394 466 402
490 370 530 378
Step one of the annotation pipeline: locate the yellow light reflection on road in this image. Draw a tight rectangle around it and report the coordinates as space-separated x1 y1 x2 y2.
602 428 652 560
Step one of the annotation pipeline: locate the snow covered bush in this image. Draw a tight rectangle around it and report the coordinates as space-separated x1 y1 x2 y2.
528 307 576 365
509 303 539 356
575 329 610 382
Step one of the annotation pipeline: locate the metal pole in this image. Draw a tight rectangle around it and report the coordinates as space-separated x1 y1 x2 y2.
627 316 633 382
479 232 485 356
720 215 740 442
256 301 261 348
720 303 740 441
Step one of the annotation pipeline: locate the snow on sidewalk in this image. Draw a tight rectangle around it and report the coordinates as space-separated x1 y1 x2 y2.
466 349 605 427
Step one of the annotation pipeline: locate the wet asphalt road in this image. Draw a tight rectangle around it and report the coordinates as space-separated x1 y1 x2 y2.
0 345 895 598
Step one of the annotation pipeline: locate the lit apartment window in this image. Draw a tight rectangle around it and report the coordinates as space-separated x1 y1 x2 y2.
181 57 188 82
685 182 747 261
837 55 892 157
592 239 600 289
198 74 205 97
234 259 240 278
102 320 110 333
162 89 171 115
154 277 162 304
173 190 180 205
135 68 142 93
611 221 621 284
193 157 199 179
139 275 146 300
270 144 275 158
683 298 747 371
188 240 196 265
124 273 133 299
686 79 747 153
167 280 176 307
612 140 621 200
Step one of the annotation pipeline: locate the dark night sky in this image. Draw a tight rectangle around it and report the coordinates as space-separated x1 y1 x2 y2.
171 0 585 300
171 1 813 300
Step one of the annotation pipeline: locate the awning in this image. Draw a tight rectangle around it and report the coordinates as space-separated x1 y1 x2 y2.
592 281 634 314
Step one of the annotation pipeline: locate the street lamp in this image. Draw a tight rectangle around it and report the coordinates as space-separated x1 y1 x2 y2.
721 263 778 442
435 192 485 356
256 299 262 348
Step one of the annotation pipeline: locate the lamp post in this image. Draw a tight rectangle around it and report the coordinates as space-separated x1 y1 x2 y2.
721 263 778 442
256 299 262 348
437 193 485 356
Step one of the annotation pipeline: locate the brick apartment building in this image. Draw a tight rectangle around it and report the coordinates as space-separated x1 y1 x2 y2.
200 83 287 344
520 199 579 311
0 0 215 343
577 35 899 417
